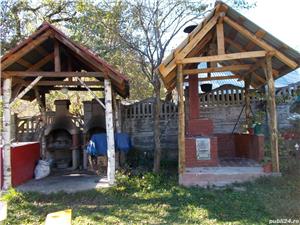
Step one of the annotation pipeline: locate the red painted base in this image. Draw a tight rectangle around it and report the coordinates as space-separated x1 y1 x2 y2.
1 142 40 188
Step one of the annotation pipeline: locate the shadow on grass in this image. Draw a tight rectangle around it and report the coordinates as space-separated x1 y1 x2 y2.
3 173 299 225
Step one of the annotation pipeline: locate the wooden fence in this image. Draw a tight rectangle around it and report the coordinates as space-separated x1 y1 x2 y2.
199 86 260 107
16 112 84 141
123 98 178 119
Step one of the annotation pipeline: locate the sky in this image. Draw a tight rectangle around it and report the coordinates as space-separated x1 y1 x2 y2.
242 0 300 51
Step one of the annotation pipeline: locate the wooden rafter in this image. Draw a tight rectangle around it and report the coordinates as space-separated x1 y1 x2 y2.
27 53 54 71
35 46 48 56
223 16 298 69
160 14 219 76
17 59 32 68
245 29 266 50
177 51 267 64
1 30 52 70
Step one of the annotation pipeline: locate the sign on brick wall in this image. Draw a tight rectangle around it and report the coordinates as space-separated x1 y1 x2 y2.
196 138 211 160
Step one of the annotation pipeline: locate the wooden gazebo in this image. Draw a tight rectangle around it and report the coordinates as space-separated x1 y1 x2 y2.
1 22 129 189
158 1 300 184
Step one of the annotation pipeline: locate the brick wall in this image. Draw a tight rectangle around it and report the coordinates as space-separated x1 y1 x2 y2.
185 136 218 167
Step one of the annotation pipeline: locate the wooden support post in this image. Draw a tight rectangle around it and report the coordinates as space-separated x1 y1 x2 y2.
177 64 185 176
2 78 12 190
244 76 251 127
34 88 47 159
104 79 116 185
264 56 280 172
54 40 61 72
216 20 225 55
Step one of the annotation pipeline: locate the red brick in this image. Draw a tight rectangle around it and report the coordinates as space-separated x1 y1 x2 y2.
185 136 218 167
234 134 264 162
187 118 213 136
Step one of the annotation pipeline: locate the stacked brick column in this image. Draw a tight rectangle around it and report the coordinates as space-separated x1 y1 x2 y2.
185 75 218 167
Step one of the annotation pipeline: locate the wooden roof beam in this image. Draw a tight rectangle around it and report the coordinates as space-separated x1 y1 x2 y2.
223 16 298 69
198 75 240 81
177 51 267 64
183 64 251 75
3 71 104 78
28 80 103 86
225 38 279 76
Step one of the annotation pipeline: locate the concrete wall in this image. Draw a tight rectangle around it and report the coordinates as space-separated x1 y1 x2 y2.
122 117 178 160
122 101 294 159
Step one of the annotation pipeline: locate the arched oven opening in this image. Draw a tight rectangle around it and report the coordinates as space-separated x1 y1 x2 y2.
45 100 81 170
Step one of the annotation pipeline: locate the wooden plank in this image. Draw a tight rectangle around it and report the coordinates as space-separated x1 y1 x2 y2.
1 30 52 70
2 78 12 190
10 76 42 105
198 75 240 81
177 63 185 176
105 79 116 185
264 56 279 173
27 80 103 86
183 64 251 75
54 40 61 72
216 21 225 55
3 71 104 78
177 51 267 64
224 16 298 69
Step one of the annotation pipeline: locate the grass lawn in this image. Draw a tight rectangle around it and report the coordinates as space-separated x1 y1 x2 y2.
1 172 300 225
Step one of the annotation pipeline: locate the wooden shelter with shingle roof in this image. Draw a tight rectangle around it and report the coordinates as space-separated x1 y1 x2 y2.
1 22 129 189
158 1 300 186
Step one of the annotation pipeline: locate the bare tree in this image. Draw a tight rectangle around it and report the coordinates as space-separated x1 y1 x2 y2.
100 0 210 172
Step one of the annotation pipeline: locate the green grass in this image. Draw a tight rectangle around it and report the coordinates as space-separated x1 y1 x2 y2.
2 172 300 225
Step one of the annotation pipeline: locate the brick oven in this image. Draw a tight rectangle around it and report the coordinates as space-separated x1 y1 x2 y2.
185 75 219 167
82 99 106 169
45 100 80 170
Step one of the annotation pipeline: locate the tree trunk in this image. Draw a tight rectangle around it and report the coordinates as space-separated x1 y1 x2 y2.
2 78 12 190
104 79 116 185
153 74 162 173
